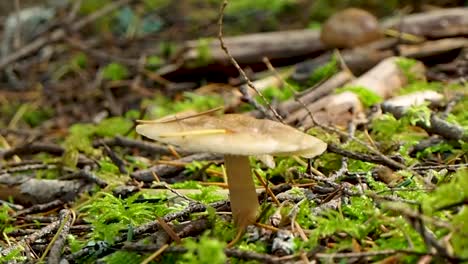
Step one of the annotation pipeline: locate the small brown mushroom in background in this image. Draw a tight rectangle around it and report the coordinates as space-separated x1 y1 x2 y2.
136 112 327 242
320 8 382 49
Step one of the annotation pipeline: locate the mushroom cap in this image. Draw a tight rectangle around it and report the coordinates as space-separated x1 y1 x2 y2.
136 114 327 158
320 8 381 48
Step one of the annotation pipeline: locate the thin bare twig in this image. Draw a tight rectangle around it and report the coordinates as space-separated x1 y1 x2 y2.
1 216 61 257
262 56 318 121
217 0 283 122
43 209 73 263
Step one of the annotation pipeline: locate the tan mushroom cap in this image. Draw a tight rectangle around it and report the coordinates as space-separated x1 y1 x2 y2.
136 114 327 158
320 8 382 48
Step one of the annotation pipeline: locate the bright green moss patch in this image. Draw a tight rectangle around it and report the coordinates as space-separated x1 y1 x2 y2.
395 57 422 83
102 63 129 81
335 85 383 107
307 55 339 86
180 233 227 264
79 192 175 244
143 92 224 119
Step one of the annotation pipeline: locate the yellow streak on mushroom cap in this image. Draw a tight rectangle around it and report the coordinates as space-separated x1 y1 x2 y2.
136 114 327 158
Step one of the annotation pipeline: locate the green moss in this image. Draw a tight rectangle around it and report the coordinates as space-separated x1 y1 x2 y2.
98 159 121 175
307 56 338 86
181 233 226 264
143 0 170 9
258 85 295 103
102 63 129 81
0 204 14 234
195 38 213 67
423 169 467 214
395 57 422 83
145 55 164 70
61 116 134 169
143 92 224 119
452 207 468 258
172 181 203 189
70 52 88 69
183 161 223 182
398 81 443 95
448 97 468 131
79 192 174 244
226 0 295 16
63 124 98 164
415 142 454 159
95 117 133 137
315 153 342 174
22 106 54 127
401 103 431 127
186 186 225 203
103 251 145 264
335 85 383 107
1 247 27 263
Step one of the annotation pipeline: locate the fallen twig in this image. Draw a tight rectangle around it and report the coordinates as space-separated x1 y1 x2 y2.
0 215 61 258
217 0 283 122
382 103 468 141
45 209 74 263
327 143 405 170
93 136 183 156
131 152 223 182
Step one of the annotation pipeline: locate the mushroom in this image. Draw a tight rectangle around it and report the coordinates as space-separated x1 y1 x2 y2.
136 113 327 232
320 8 382 49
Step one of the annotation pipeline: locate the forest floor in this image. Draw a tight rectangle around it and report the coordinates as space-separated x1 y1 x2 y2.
0 1 467 263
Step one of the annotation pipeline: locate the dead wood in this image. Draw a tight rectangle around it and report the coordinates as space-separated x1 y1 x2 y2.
286 57 426 126
130 152 223 183
59 169 108 188
0 143 64 160
0 142 94 166
165 8 468 89
168 8 468 80
382 91 467 141
279 70 353 115
0 216 61 259
47 209 73 264
292 40 396 83
382 7 468 38
14 200 64 217
398 37 468 58
94 136 189 156
383 90 444 108
327 144 404 170
0 173 90 206
177 29 325 67
381 103 468 141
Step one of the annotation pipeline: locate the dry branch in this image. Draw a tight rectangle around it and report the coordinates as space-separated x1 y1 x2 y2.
178 29 325 67
382 7 468 38
131 153 223 183
285 57 425 126
0 173 90 205
279 70 353 115
398 37 468 58
382 104 468 141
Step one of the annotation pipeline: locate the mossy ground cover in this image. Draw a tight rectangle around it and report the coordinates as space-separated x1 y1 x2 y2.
1 1 467 263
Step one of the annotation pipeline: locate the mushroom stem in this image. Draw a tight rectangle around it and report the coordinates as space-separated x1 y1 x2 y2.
224 154 259 230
